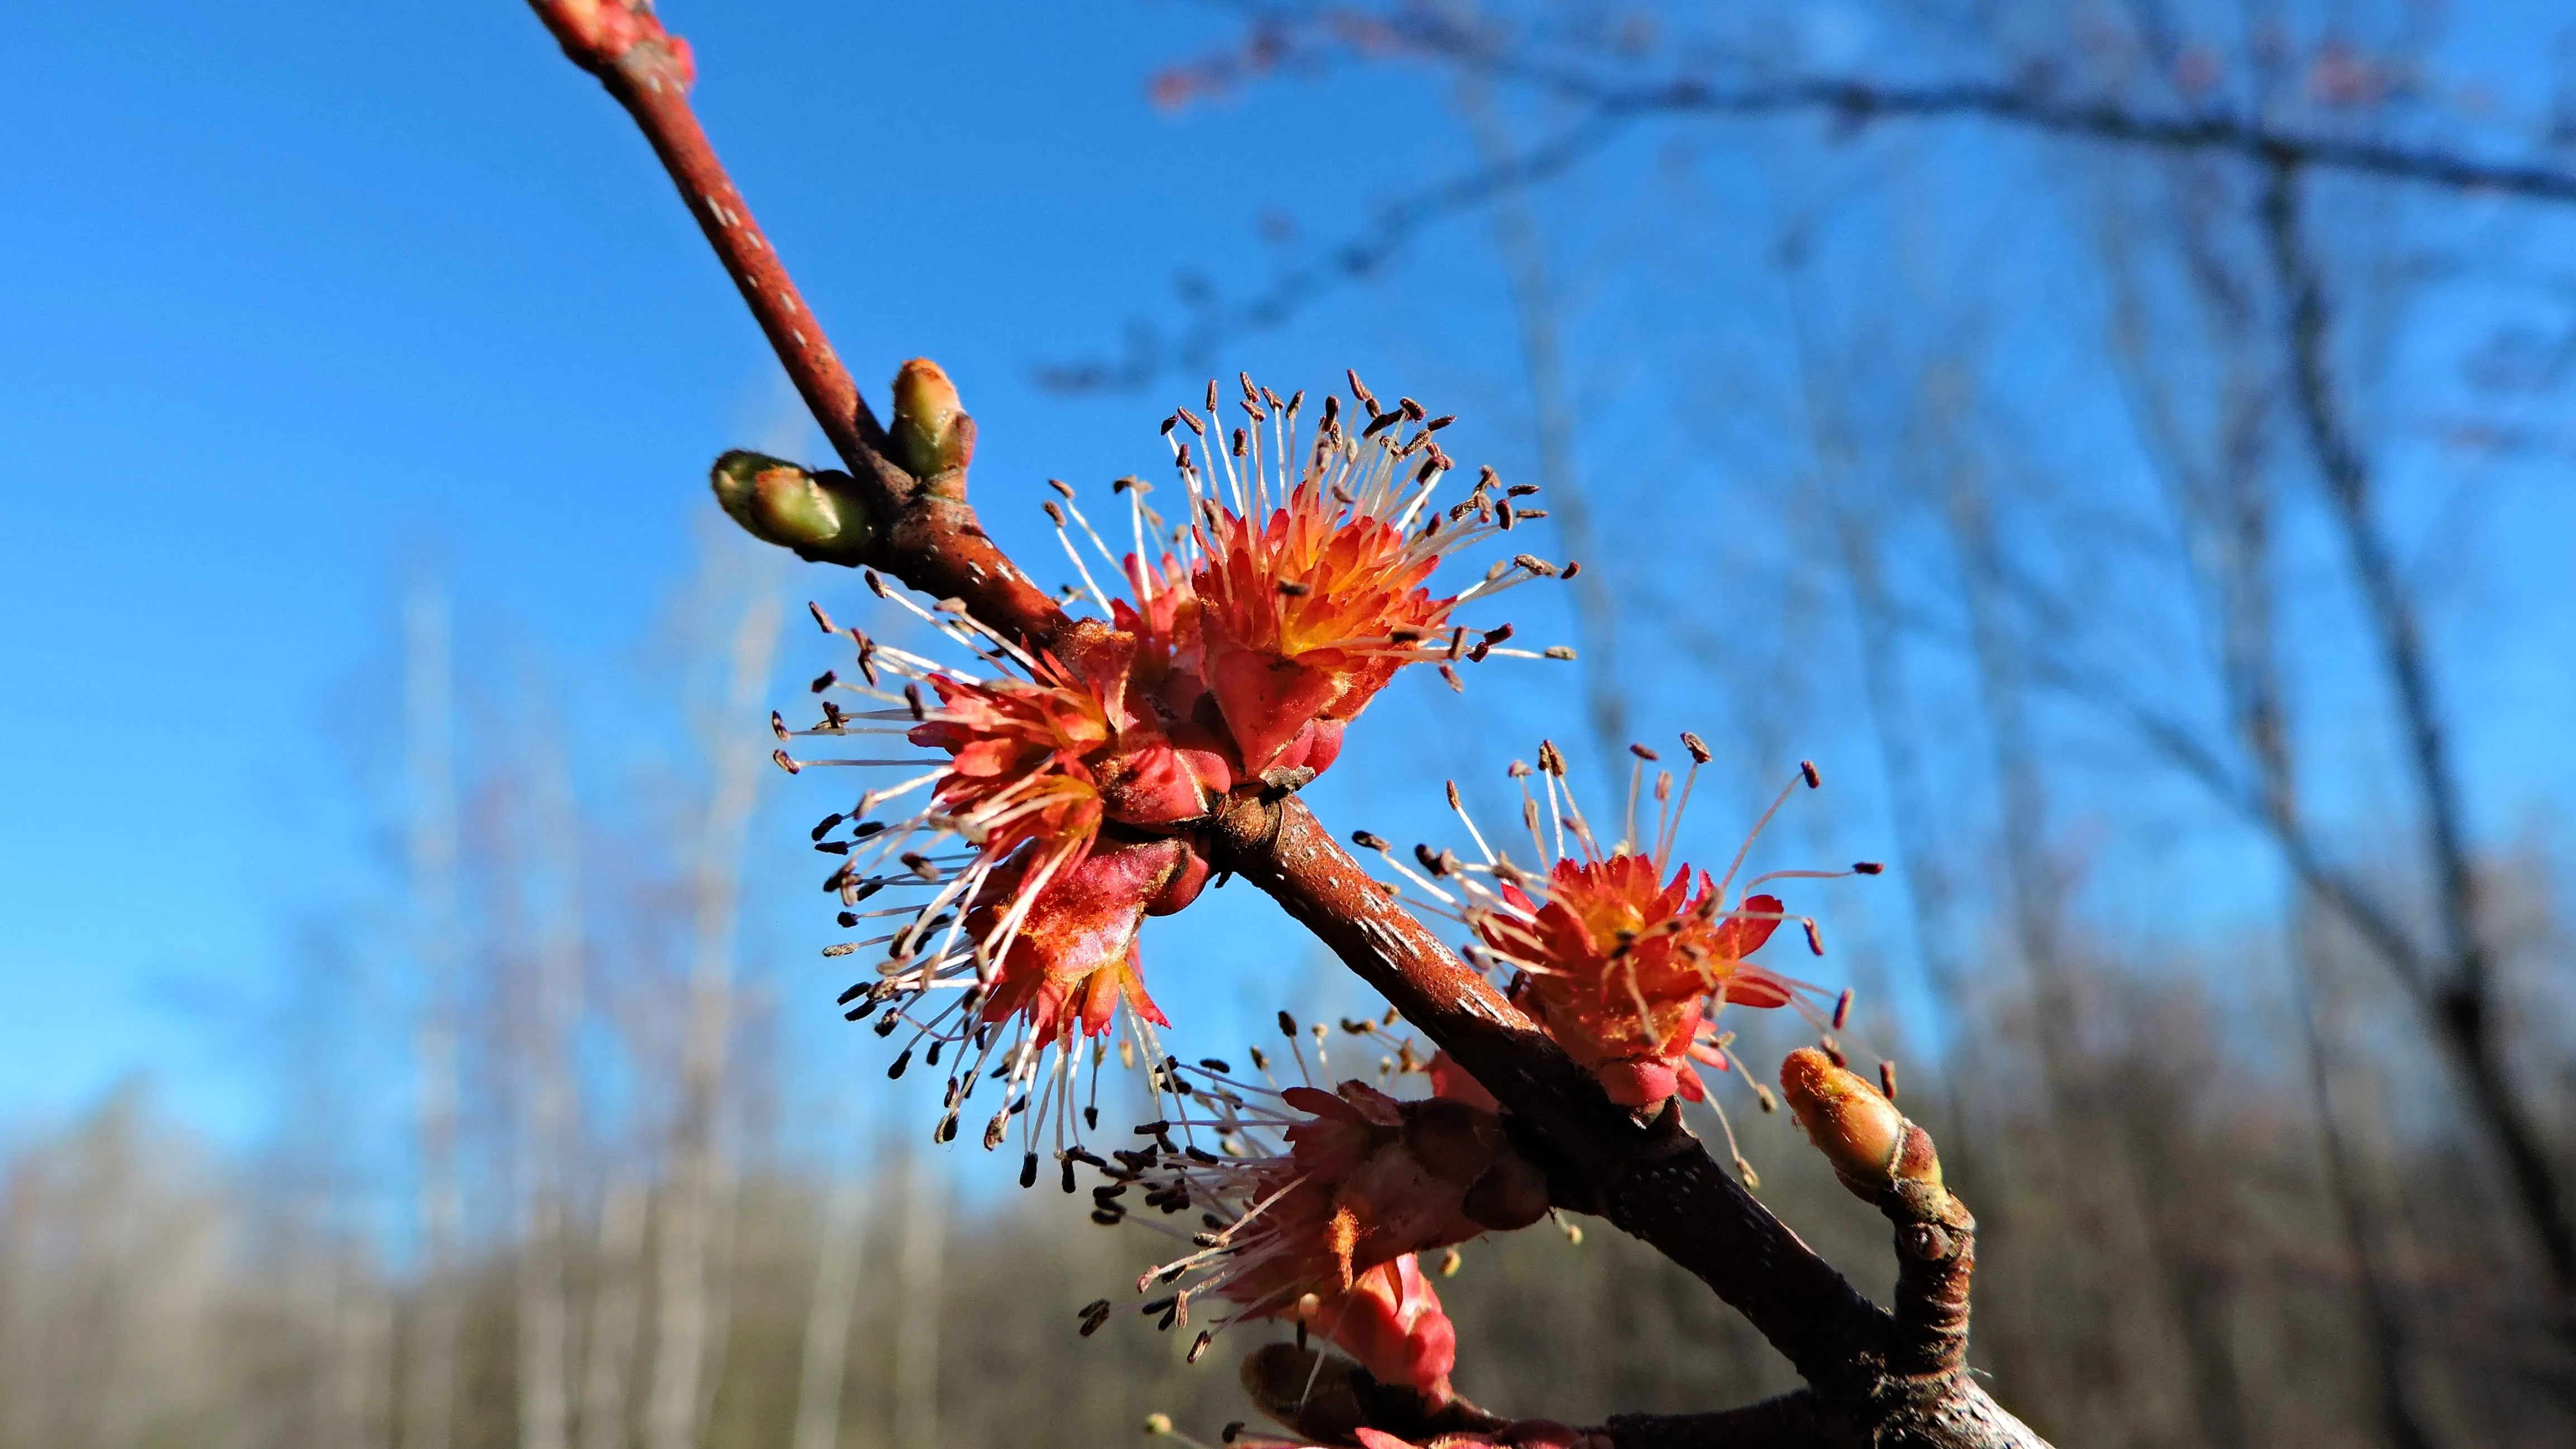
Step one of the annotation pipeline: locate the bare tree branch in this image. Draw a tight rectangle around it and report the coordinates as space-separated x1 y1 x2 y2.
1603 1394 1836 1449
527 0 1070 651
2257 153 2576 1304
525 7 2052 1443
1035 110 1628 394
1351 7 2576 201
1055 8 2576 386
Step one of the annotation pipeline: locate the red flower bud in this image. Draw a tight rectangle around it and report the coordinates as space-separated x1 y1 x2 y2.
1778 1047 1940 1196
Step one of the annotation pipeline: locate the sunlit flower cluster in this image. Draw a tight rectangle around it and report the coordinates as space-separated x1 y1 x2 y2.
771 372 1573 1167
1363 738 1877 1116
1074 1022 1546 1405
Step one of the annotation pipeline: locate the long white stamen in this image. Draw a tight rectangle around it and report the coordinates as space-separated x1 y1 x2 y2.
1052 520 1118 616
1715 773 1805 906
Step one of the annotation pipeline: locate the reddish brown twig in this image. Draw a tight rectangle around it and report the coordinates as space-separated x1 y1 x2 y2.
524 8 2047 1445
528 1 873 464
527 0 1069 650
1202 793 2043 1447
2258 154 2576 1306
1204 793 1890 1397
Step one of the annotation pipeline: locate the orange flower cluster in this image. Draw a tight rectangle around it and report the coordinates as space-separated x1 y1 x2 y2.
1481 854 1787 1109
1379 740 1868 1111
1192 480 1453 775
1152 371 1566 780
1089 1062 1547 1406
784 371 1566 1161
904 642 1219 1050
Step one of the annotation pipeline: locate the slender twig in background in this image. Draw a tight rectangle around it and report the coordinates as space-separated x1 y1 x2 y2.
405 582 461 1449
516 709 581 1449
2287 924 2437 1449
2088 152 2436 1449
578 1175 650 1449
1055 8 2576 386
1035 112 1630 394
895 1159 945 1449
2259 154 2576 1304
646 583 779 1449
789 1171 868 1449
1936 410 2148 1422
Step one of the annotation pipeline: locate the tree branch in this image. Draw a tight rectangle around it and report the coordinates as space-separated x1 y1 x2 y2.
527 0 1071 651
1602 1396 1836 1449
1202 791 1892 1398
528 1 878 467
1068 8 2576 385
528 8 2048 1443
1541 77 2576 201
1034 111 1628 392
1348 6 2576 202
2257 153 2576 1304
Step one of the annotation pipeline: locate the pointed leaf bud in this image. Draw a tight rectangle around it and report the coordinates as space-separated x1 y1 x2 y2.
1778 1046 1940 1198
711 451 874 565
890 358 976 484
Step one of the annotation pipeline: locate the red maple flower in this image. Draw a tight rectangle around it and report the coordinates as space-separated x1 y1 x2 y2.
1479 855 1785 1109
1162 374 1562 778
963 832 1202 1048
903 648 1219 1048
783 373 1564 1157
915 631 1220 841
1096 1068 1546 1405
785 596 1221 1154
1193 477 1457 776
1385 740 1864 1110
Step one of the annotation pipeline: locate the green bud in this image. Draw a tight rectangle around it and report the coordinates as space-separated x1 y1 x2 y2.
710 450 874 565
888 358 975 484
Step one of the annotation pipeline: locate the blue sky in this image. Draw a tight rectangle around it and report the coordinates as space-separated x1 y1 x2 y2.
7 1 2574 1166
0 0 1523 1149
